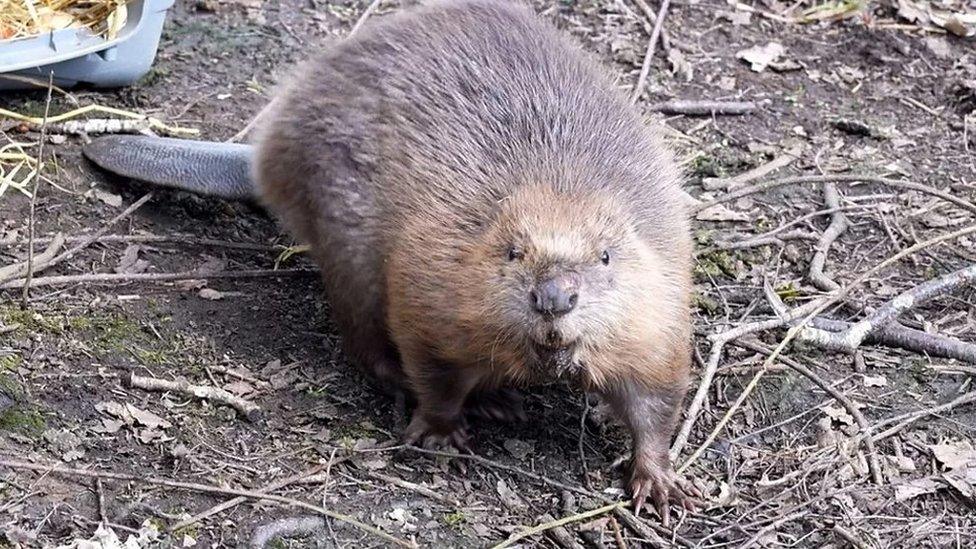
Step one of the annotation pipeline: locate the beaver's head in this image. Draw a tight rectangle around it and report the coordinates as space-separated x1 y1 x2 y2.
466 184 669 383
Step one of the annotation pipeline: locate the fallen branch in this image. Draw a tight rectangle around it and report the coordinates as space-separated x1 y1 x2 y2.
652 100 757 117
0 233 64 282
866 390 976 443
31 233 284 253
702 144 801 191
630 0 671 104
808 317 976 364
0 193 153 286
798 264 976 358
363 470 461 507
170 464 327 532
0 105 197 137
126 373 262 421
692 174 976 217
731 339 883 485
403 446 689 547
21 72 54 307
490 501 627 549
674 224 976 468
0 268 316 290
0 459 414 548
670 298 827 461
807 182 850 292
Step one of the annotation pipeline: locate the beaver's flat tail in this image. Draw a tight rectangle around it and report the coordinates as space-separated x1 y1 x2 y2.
83 135 255 200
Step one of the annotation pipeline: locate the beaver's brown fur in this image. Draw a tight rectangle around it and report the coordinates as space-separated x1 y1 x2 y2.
252 0 697 519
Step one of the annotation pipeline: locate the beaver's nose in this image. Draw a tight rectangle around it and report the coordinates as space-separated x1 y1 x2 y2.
530 276 579 317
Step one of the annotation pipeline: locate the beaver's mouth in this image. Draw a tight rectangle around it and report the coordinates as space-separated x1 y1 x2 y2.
531 338 580 378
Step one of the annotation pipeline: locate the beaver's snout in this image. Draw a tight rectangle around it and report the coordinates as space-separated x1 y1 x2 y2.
530 274 579 318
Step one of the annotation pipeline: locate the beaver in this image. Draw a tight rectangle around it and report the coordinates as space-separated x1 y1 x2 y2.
83 0 698 521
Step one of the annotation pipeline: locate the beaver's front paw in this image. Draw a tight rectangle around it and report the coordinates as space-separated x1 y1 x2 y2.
404 412 471 451
464 388 527 423
629 458 701 526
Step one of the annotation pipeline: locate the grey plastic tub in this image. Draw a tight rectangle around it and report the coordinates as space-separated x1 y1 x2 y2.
0 0 174 90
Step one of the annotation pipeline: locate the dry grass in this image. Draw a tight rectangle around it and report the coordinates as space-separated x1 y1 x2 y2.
0 0 128 41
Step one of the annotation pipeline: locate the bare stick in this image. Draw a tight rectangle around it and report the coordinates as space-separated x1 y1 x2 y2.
731 339 883 485
799 263 976 356
0 459 414 547
540 514 585 549
669 298 827 460
702 145 801 191
832 524 872 549
632 0 672 52
629 0 671 104
807 182 850 291
692 174 976 217
651 100 756 117
704 229 819 253
0 194 154 286
401 446 691 547
126 372 262 421
21 72 54 307
675 224 976 468
867 390 976 443
0 233 64 282
363 470 461 507
350 0 383 35
170 464 327 532
1 268 315 290
31 233 282 253
490 501 627 549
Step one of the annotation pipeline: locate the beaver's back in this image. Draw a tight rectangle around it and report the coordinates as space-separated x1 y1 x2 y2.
258 0 689 257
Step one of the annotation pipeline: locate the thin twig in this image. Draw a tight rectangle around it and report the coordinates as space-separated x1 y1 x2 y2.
670 298 827 461
629 0 671 104
866 390 976 443
692 174 976 217
402 446 691 547
21 72 54 308
0 194 154 286
0 459 414 548
798 264 976 357
31 233 283 253
1 268 316 290
350 0 383 35
651 100 756 117
731 339 883 485
0 233 64 282
363 470 461 507
807 182 850 291
169 465 327 532
125 372 262 421
675 224 976 470
490 502 627 549
702 145 802 191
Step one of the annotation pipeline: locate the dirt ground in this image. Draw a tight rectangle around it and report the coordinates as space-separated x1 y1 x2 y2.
2 0 975 547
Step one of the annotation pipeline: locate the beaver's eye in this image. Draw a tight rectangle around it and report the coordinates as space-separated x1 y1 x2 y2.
508 246 524 261
600 250 610 265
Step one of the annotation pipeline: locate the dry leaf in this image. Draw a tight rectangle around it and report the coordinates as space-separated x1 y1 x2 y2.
929 441 976 470
125 403 172 430
862 374 888 387
696 204 750 222
115 245 149 274
91 188 122 208
894 477 941 501
822 404 855 426
736 42 785 72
